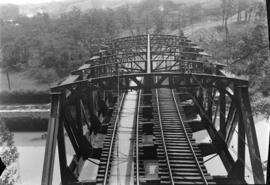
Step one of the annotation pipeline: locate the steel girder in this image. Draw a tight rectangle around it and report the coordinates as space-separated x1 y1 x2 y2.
42 35 265 185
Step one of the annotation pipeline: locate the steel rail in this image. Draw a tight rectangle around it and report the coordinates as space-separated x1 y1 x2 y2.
102 93 126 185
155 85 175 185
135 89 142 185
171 89 208 185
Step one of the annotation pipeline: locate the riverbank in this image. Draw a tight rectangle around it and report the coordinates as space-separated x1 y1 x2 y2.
0 71 50 92
0 104 50 131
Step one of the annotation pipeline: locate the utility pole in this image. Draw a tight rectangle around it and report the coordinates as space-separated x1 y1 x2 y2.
6 70 11 91
178 10 182 36
265 0 270 183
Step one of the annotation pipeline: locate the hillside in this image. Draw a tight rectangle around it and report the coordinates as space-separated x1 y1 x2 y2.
18 0 215 17
19 0 141 16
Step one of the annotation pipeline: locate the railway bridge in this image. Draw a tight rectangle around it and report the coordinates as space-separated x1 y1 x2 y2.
41 34 265 185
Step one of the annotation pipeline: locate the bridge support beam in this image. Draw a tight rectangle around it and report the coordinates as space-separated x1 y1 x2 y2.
187 84 265 184
207 87 213 123
187 120 208 132
147 34 151 73
42 34 265 185
240 87 265 184
219 89 226 138
58 106 78 184
233 86 245 180
198 143 217 156
188 92 235 171
42 93 61 185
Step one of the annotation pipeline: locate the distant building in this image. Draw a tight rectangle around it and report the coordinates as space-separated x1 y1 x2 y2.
0 4 19 21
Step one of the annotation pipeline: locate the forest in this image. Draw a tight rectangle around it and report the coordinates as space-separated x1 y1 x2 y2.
0 0 269 117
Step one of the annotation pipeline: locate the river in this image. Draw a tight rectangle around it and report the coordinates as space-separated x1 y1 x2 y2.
13 132 74 185
6 112 269 185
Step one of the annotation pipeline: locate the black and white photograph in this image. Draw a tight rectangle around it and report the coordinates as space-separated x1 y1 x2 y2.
0 0 269 184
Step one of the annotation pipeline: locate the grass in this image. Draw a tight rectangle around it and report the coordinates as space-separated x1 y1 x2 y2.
0 71 51 92
0 90 50 104
0 71 55 104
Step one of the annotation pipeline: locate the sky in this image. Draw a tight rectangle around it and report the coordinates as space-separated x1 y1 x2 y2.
0 0 143 5
0 0 66 5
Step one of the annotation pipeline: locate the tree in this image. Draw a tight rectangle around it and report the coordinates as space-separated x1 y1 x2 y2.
187 3 204 25
103 9 118 40
0 119 19 185
117 4 135 35
151 9 164 33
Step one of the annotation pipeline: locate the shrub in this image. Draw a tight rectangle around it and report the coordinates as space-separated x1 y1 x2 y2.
0 119 19 185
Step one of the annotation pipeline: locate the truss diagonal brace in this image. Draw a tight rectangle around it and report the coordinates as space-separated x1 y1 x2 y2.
188 93 235 172
130 76 142 87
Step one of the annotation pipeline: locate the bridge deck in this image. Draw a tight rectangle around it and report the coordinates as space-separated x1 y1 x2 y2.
108 91 137 185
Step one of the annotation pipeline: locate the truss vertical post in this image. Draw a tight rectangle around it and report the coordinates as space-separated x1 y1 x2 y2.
267 133 270 185
86 87 94 113
237 104 246 179
240 87 265 184
58 106 68 183
229 86 245 179
76 98 83 137
58 104 78 184
41 93 61 185
147 34 151 73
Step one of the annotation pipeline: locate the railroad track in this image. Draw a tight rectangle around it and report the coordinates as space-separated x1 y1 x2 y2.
96 93 126 185
134 89 142 185
97 88 215 185
153 87 215 185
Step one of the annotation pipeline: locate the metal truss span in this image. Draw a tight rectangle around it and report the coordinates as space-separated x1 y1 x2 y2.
42 34 265 185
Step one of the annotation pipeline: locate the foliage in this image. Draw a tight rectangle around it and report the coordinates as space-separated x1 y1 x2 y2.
151 9 165 33
28 67 59 84
0 119 19 185
0 0 268 117
228 23 269 95
196 20 269 117
1 0 227 82
252 94 270 119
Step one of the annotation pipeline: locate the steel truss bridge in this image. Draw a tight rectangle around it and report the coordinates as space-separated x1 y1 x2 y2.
42 34 266 185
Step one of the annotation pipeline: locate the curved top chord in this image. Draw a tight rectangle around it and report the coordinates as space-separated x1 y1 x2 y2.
52 34 247 92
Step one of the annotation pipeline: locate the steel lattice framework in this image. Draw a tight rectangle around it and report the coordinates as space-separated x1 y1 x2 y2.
42 34 265 185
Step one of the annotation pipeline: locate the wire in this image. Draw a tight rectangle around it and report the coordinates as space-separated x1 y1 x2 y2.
87 158 99 165
117 62 120 185
204 154 219 164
